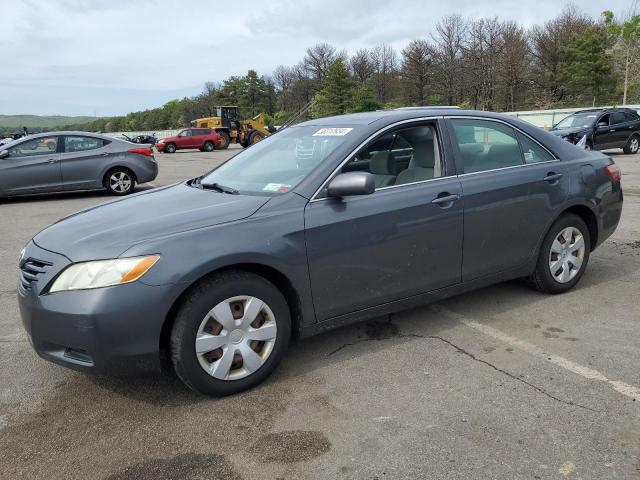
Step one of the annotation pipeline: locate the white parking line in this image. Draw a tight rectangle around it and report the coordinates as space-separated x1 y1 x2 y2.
432 305 640 402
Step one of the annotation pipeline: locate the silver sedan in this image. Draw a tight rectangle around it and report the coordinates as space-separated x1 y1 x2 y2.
0 131 158 197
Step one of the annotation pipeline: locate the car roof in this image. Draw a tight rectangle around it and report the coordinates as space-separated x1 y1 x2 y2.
296 108 517 127
17 131 112 139
573 107 635 115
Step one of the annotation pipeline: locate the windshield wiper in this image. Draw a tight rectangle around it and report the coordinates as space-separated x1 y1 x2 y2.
199 182 239 195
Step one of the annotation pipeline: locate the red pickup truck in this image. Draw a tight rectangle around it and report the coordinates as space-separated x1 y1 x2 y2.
156 128 221 153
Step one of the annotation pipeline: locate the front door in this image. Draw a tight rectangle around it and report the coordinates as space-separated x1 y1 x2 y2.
446 117 567 281
305 121 464 321
0 136 62 195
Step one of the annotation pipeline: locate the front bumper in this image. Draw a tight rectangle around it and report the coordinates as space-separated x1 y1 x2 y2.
155 143 166 152
18 241 177 375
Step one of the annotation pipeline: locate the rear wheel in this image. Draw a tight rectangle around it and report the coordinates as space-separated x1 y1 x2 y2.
203 141 215 152
104 168 135 196
623 135 639 154
165 142 177 154
215 131 230 150
528 214 590 294
170 271 291 396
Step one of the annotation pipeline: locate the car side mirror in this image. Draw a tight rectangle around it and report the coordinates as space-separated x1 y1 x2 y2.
0 150 8 159
597 122 608 128
326 172 375 198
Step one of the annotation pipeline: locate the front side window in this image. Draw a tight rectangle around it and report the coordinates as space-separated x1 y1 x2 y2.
7 136 58 157
450 119 522 174
64 136 105 153
178 130 192 137
341 124 442 189
200 125 356 195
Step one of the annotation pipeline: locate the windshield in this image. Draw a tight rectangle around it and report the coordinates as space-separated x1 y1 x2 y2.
556 113 597 129
199 125 356 195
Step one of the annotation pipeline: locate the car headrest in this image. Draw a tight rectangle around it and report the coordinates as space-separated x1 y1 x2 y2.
487 143 521 165
412 139 435 168
369 151 396 175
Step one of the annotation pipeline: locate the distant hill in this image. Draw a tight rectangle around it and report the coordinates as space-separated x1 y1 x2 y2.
0 114 97 131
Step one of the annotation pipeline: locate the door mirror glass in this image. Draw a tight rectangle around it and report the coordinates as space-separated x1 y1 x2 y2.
597 121 608 128
0 150 8 159
326 172 375 198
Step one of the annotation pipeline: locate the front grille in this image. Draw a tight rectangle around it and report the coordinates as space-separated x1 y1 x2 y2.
20 258 52 291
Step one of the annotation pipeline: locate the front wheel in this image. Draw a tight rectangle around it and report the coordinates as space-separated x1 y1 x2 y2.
170 271 291 396
165 143 177 154
104 168 135 196
527 214 590 294
623 135 639 154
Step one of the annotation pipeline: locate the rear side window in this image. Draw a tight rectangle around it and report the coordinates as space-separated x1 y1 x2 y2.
611 112 627 125
64 136 106 153
193 128 210 135
516 132 554 164
450 119 522 174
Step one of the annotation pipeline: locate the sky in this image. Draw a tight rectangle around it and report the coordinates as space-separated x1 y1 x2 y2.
0 0 633 117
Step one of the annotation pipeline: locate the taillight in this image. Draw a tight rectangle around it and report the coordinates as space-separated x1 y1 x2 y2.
128 147 154 157
605 163 621 182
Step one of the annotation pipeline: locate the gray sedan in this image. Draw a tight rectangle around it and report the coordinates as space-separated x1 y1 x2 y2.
18 109 622 396
0 131 158 197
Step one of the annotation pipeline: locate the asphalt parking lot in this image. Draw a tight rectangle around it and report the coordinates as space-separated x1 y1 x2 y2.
1 145 639 479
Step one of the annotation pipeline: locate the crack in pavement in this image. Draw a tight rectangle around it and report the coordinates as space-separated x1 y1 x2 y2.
327 322 596 412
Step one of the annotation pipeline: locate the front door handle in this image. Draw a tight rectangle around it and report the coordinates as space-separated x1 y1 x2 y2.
47 158 58 164
431 193 460 206
544 172 563 183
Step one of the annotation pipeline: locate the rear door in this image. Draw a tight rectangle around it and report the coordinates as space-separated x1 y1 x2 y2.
610 111 632 147
0 136 62 195
60 135 111 190
446 117 567 281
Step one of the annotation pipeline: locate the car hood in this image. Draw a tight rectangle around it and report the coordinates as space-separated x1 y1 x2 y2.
550 126 590 136
33 183 270 261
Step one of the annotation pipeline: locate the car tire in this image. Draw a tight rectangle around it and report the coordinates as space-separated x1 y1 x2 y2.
249 130 266 145
104 168 136 196
527 213 591 294
623 135 639 154
215 131 230 150
585 140 593 151
165 143 177 154
203 141 215 152
170 270 291 396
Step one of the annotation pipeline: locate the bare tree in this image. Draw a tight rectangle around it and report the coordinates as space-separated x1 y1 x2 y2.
371 44 399 103
350 48 375 85
401 40 433 105
431 15 467 105
303 43 339 82
499 21 531 110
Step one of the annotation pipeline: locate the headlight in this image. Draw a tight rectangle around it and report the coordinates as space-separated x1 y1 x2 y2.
49 255 160 293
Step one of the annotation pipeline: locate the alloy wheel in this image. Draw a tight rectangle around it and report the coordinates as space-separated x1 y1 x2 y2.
630 137 639 153
548 227 585 283
195 295 278 380
109 171 132 193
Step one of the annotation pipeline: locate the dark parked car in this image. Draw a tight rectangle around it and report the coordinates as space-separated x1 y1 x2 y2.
550 107 640 153
156 128 221 153
124 134 157 145
0 132 158 197
19 109 622 396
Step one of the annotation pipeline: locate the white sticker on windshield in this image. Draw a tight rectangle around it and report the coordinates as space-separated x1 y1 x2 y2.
313 128 353 136
263 183 291 193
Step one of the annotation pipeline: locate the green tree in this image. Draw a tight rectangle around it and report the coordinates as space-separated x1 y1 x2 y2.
557 25 615 105
351 83 382 112
310 59 354 118
603 10 640 104
240 70 266 116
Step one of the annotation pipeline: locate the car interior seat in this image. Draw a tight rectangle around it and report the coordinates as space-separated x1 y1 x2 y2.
369 151 397 188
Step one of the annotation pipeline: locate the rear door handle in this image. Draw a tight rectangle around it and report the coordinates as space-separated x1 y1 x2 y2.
431 193 460 206
544 172 563 183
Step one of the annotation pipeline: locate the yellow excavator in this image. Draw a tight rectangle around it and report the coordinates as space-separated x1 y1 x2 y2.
190 106 273 149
